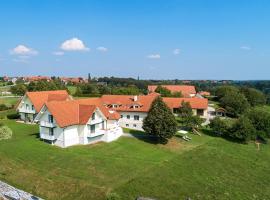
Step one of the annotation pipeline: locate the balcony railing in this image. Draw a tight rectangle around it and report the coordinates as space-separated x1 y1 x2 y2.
40 133 55 141
89 118 103 125
18 108 35 114
40 121 57 128
87 130 106 138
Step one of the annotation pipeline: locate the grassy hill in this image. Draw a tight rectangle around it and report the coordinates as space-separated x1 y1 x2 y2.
0 120 270 200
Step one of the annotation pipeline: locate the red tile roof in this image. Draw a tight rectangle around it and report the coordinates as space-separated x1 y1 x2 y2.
25 90 70 112
163 97 208 110
75 98 120 120
45 101 97 128
44 97 120 127
148 85 196 97
101 95 208 112
101 95 157 112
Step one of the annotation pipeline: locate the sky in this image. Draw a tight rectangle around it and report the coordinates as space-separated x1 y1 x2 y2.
0 0 270 80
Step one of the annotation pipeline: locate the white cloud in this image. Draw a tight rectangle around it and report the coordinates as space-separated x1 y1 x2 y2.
53 51 65 56
96 46 108 52
240 46 251 51
60 38 89 51
173 48 180 55
10 45 38 55
147 54 160 59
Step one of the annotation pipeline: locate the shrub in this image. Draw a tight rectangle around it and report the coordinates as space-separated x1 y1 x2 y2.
244 107 270 138
230 116 256 142
106 193 121 200
7 113 20 119
210 117 232 136
0 104 8 111
0 126 12 140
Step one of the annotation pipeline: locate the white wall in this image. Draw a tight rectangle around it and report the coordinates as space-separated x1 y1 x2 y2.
118 111 147 131
17 95 36 122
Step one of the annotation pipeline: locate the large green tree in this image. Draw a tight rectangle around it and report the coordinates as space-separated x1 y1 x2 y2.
220 92 250 117
240 87 266 106
230 116 256 142
143 96 177 143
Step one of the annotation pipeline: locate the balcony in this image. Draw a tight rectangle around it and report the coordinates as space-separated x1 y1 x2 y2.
87 130 106 138
89 118 103 125
40 121 57 128
40 133 55 141
18 107 35 114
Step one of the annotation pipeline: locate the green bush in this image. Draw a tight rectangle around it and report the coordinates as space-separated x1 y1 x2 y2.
0 104 8 111
106 192 121 200
0 126 12 140
7 113 20 119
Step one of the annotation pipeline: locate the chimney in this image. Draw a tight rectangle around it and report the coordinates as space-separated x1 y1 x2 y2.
134 95 138 102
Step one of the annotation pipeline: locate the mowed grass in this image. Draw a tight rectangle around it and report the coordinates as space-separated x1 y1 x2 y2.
0 120 270 200
0 97 20 107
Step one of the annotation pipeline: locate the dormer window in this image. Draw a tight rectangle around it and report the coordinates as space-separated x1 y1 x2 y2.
112 104 118 108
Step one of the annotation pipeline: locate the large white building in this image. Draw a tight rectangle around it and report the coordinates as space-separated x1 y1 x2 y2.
100 94 208 131
35 99 122 148
16 90 71 122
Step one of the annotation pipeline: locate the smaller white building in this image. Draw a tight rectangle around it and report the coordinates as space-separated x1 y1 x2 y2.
17 90 71 123
35 100 123 148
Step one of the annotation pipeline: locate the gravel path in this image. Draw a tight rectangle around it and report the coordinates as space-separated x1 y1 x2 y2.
0 180 42 200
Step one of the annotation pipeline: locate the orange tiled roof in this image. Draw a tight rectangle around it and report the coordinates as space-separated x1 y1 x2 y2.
44 98 120 127
75 98 121 120
148 85 196 97
45 101 97 128
101 95 157 112
26 90 70 112
163 97 208 110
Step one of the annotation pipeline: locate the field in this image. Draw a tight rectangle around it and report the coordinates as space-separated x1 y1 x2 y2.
0 97 20 107
0 120 270 200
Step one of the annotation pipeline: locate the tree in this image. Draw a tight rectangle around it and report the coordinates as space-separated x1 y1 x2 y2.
210 117 232 136
143 96 177 143
244 107 270 138
155 86 172 97
215 86 239 100
230 116 256 142
220 92 250 117
10 84 27 96
240 87 266 106
178 101 193 117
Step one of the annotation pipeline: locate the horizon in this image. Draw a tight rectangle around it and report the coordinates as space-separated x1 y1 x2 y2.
0 0 270 80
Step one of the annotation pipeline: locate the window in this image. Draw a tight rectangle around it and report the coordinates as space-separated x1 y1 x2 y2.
126 124 129 127
127 115 130 119
102 121 105 129
48 115 53 123
49 128 54 136
120 115 123 118
134 115 139 120
133 124 137 128
32 105 35 110
26 104 29 110
92 112 95 120
134 105 139 109
197 109 204 116
90 125 95 133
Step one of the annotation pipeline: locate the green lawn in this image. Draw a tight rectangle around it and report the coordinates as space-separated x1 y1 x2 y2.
0 120 270 200
0 97 20 107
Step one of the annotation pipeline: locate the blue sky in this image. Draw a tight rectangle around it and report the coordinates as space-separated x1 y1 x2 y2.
0 0 269 80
